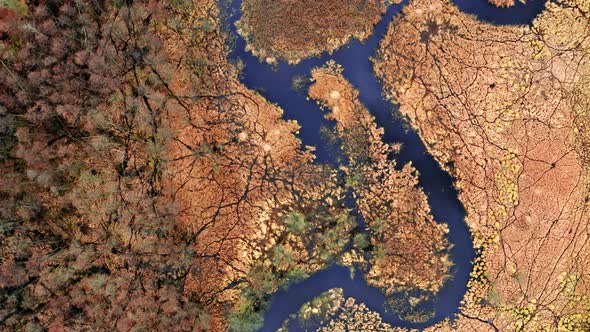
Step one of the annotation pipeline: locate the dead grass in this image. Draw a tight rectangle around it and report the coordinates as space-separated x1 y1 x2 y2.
236 0 390 64
374 0 590 330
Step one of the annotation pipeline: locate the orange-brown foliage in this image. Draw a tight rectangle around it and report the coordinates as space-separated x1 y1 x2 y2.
309 62 451 297
375 0 590 330
236 0 390 64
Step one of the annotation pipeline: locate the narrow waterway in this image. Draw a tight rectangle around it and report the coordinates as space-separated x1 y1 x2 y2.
223 0 547 330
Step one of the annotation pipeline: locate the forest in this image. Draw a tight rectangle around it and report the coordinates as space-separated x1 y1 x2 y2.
0 0 355 330
3 0 589 331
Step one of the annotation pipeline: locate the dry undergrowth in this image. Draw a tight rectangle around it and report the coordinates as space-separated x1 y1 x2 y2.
156 3 355 330
0 1 353 331
308 62 452 309
236 0 397 64
489 0 517 7
278 288 409 332
374 0 590 330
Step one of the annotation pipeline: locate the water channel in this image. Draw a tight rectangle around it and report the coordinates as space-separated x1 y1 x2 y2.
224 0 547 330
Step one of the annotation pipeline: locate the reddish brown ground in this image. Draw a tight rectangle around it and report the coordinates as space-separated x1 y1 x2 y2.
236 0 396 64
375 0 590 330
309 62 451 303
153 3 356 330
0 1 350 331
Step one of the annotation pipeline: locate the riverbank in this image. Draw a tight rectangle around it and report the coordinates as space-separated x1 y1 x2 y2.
226 0 475 330
374 0 590 330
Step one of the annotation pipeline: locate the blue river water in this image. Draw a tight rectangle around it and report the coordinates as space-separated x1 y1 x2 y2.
223 0 547 330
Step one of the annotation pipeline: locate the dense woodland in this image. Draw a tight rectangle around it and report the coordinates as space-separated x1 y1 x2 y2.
0 0 399 329
0 0 350 330
0 1 218 330
4 0 588 331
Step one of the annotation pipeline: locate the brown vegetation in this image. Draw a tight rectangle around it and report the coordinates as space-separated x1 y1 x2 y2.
489 0 517 7
278 288 408 332
1 1 213 330
236 0 394 65
309 62 451 308
374 0 590 330
0 1 354 331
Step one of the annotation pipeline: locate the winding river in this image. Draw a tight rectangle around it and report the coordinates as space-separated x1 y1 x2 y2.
224 0 547 330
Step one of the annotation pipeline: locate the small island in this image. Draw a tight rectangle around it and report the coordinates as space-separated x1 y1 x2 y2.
489 0 517 7
309 62 452 322
278 288 407 332
236 0 398 64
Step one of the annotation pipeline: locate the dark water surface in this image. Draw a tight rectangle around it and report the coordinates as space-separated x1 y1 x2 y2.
454 0 547 25
224 0 547 330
